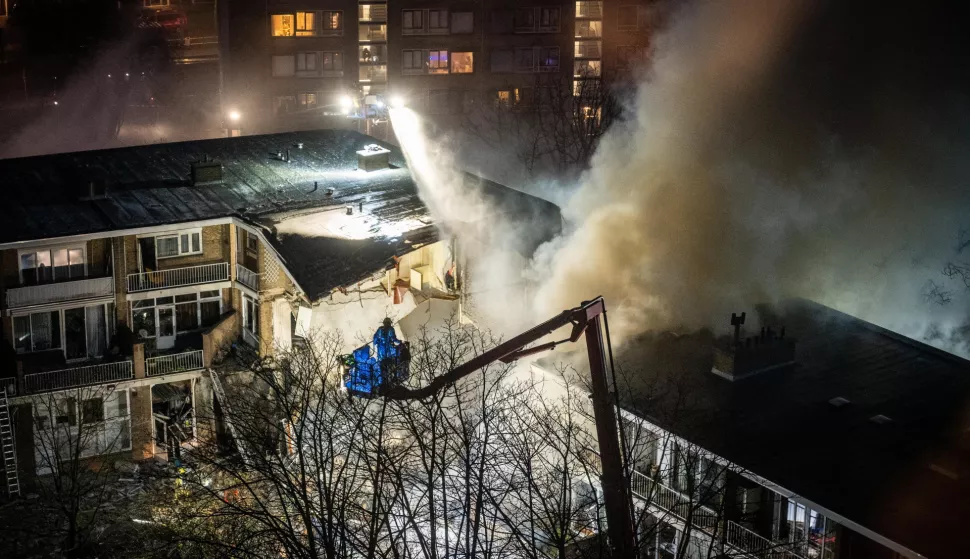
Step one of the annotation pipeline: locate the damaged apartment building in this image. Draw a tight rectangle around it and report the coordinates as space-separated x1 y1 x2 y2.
0 130 560 494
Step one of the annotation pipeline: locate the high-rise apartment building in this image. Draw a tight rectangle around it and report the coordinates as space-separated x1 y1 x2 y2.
218 1 662 136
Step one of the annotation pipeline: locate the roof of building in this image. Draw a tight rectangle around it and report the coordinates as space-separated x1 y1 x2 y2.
618 299 970 559
0 129 560 300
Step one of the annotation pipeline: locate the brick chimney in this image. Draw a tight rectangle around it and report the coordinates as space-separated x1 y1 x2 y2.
712 312 795 381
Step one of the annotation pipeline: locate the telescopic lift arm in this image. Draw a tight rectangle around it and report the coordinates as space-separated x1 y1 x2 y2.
381 296 636 558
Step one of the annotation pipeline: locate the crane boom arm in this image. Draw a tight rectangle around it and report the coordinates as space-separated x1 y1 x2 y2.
380 297 637 557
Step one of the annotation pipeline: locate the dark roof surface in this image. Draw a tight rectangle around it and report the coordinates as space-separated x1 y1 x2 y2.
0 130 560 300
618 300 970 559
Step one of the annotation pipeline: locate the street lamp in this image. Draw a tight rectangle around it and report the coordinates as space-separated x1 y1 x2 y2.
389 95 406 109
228 110 242 137
340 95 354 114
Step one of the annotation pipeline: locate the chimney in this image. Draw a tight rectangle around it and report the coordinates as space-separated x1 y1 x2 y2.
712 312 796 381
356 144 391 172
191 159 223 186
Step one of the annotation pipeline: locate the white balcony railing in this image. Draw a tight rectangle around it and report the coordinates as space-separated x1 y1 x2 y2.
6 276 114 308
127 262 229 292
23 361 134 394
146 349 204 377
632 470 808 559
236 264 260 292
726 521 808 559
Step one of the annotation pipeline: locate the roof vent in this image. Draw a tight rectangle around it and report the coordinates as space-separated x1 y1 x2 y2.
829 397 851 407
80 180 109 200
357 144 391 172
191 159 223 186
870 414 892 424
712 312 796 381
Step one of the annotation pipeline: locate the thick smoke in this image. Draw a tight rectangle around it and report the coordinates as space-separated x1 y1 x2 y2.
531 0 970 352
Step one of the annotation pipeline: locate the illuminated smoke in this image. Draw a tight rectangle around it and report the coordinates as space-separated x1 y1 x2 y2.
532 0 970 353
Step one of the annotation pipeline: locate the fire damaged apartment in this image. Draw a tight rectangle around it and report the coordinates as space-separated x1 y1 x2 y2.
0 130 560 494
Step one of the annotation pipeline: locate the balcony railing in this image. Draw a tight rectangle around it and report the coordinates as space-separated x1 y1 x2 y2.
6 276 114 308
359 64 387 82
236 264 260 292
631 470 808 559
23 361 134 394
0 376 18 397
726 521 808 559
127 262 229 292
146 349 204 377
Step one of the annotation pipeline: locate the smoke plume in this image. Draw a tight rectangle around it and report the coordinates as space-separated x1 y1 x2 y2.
530 0 970 352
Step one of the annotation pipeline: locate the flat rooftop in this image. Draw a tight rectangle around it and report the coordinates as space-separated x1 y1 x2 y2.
619 299 970 559
0 130 560 300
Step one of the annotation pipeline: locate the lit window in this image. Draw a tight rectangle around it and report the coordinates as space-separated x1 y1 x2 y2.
298 92 318 108
156 229 202 258
576 19 602 38
451 12 473 33
20 247 85 285
321 11 342 34
296 11 316 36
271 14 295 37
495 90 511 107
451 52 473 73
573 59 600 77
428 50 449 74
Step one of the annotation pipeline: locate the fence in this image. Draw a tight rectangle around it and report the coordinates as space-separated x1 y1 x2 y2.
23 361 133 394
146 350 205 377
726 521 808 559
127 262 229 292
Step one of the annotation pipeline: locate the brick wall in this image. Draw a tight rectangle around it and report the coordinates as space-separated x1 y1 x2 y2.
203 309 240 366
155 224 231 270
129 386 154 461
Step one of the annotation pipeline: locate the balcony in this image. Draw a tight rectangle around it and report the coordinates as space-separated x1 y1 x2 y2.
359 64 387 83
359 4 387 22
6 276 114 309
22 360 134 394
127 262 229 293
146 349 204 377
631 470 808 559
358 23 387 42
575 1 603 19
574 40 602 59
236 264 260 292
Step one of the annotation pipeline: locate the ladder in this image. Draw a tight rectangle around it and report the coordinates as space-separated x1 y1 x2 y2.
208 368 252 467
0 386 20 498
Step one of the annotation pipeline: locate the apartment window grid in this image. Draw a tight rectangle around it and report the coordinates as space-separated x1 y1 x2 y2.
358 3 387 23
14 303 114 360
271 11 342 37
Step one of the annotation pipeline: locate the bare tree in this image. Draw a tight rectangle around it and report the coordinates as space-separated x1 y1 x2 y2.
462 74 619 177
0 384 135 557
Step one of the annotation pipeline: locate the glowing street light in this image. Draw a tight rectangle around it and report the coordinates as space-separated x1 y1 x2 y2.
228 110 241 122
389 95 406 109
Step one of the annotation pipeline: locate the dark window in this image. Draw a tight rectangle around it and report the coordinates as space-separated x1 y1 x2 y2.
618 5 638 29
201 301 222 327
82 398 104 424
57 398 77 426
489 10 513 34
490 49 514 72
514 7 535 31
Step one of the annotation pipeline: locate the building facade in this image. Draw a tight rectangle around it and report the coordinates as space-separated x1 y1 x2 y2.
218 0 664 135
0 129 560 495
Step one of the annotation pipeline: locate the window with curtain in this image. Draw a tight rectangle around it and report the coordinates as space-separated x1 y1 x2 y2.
322 11 341 32
20 247 86 285
428 50 448 74
271 14 295 36
176 293 200 332
85 305 106 359
451 52 473 73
